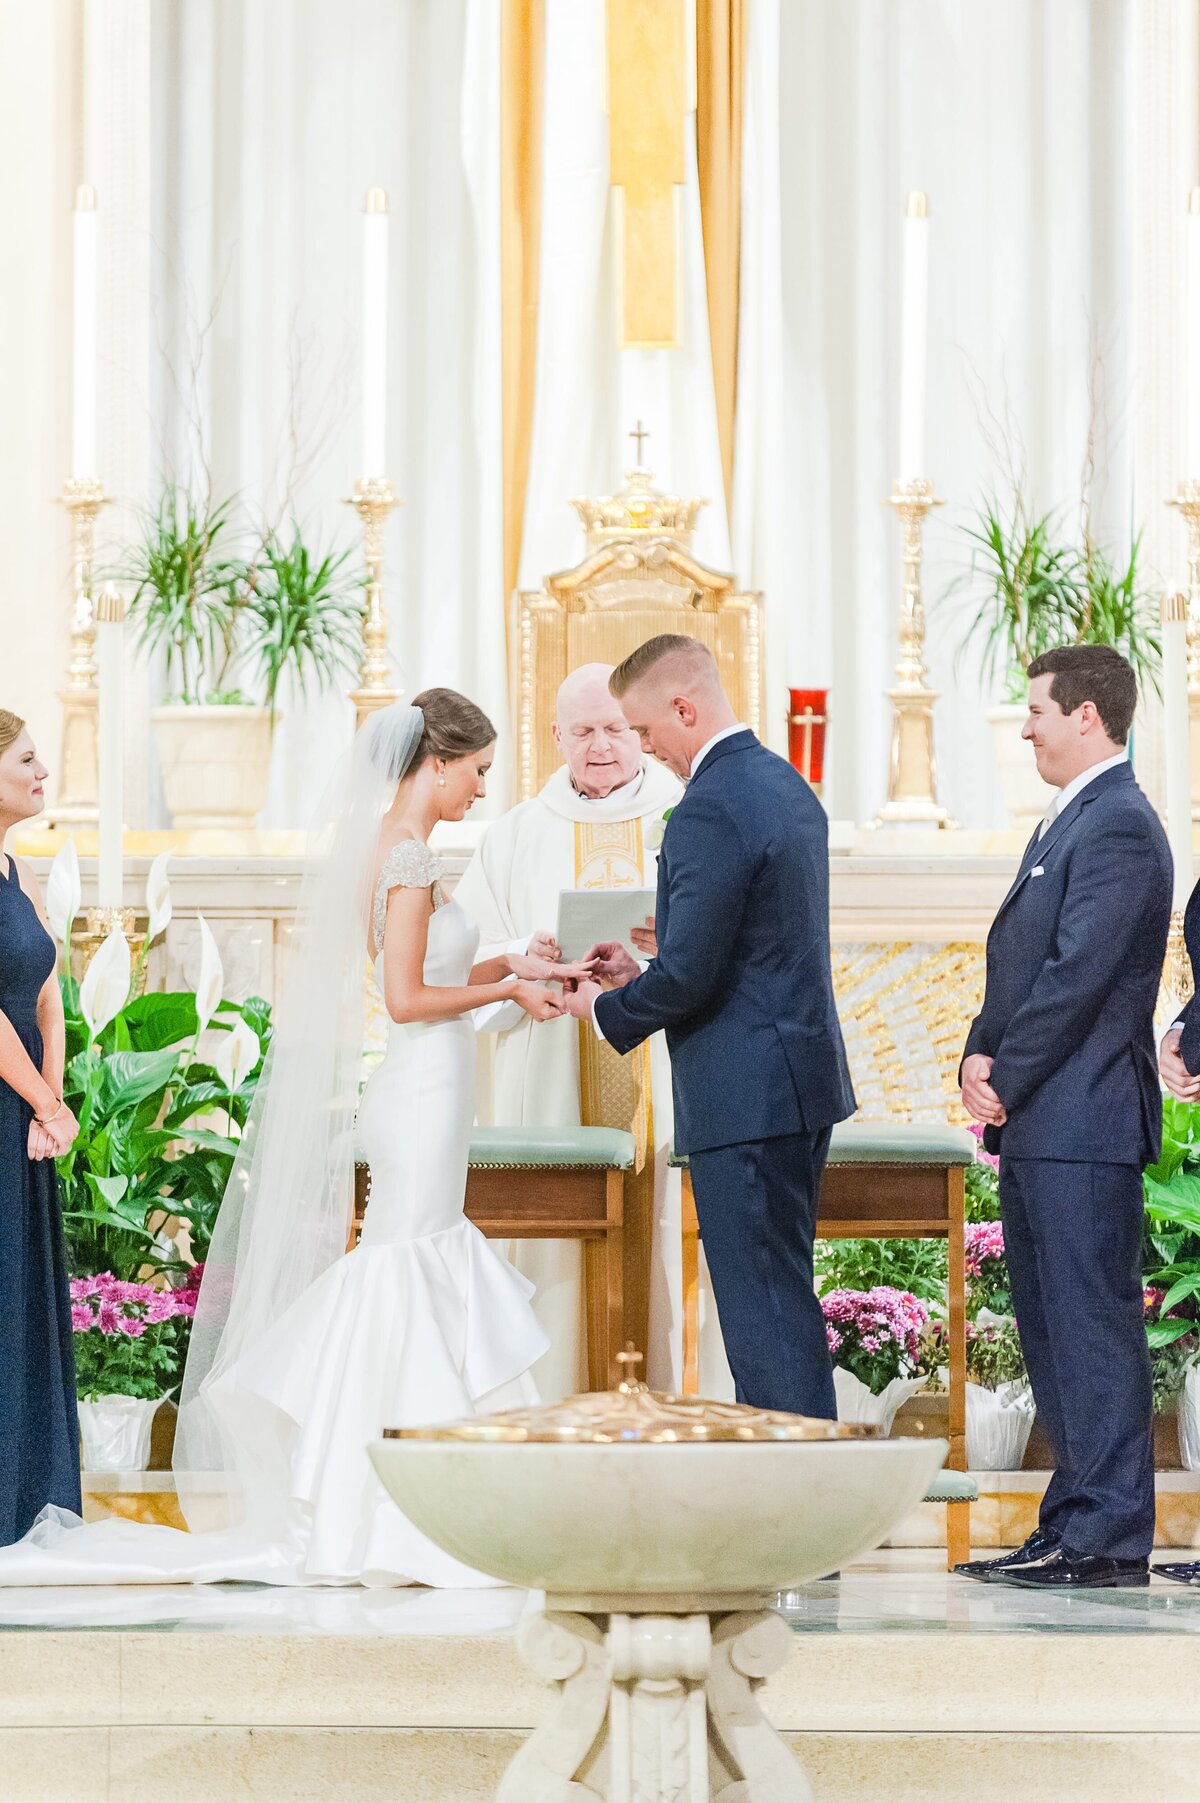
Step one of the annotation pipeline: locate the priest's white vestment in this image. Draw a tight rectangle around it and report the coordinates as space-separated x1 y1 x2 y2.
455 760 732 1400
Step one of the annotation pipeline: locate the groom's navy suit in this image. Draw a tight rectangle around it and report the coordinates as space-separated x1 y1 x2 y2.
963 761 1171 1558
594 730 856 1415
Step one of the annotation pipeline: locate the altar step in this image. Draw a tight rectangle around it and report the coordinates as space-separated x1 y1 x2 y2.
4 1562 1200 1800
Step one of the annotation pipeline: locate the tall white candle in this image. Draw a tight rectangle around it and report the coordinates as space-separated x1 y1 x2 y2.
95 586 125 910
361 187 389 476
898 190 929 483
1163 589 1193 910
1188 189 1200 478
72 184 98 480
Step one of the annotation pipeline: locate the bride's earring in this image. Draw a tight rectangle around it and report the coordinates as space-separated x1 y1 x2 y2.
437 769 447 787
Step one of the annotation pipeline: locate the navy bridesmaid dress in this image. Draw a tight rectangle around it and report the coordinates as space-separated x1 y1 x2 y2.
0 856 80 1543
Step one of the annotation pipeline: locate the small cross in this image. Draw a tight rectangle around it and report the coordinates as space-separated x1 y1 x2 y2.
616 1343 644 1388
629 420 650 465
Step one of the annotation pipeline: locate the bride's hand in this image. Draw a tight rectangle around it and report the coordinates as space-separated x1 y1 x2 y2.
512 980 568 1022
508 953 596 984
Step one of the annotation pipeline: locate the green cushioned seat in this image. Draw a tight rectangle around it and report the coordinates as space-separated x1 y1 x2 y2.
923 1470 979 1504
467 1125 637 1170
668 1120 977 1169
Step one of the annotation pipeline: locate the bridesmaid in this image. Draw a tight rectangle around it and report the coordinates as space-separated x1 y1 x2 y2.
0 710 81 1544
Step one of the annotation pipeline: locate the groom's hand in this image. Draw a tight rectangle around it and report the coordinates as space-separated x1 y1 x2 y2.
630 915 658 958
562 979 602 1022
1160 1028 1200 1102
961 1053 1007 1126
583 941 641 987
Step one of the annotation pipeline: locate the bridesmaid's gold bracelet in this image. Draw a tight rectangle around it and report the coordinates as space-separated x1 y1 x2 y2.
36 1099 64 1126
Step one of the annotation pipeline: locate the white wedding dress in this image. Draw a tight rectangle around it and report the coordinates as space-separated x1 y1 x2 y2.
0 841 547 1587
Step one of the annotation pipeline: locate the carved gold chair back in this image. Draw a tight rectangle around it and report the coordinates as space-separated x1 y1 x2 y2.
513 534 763 800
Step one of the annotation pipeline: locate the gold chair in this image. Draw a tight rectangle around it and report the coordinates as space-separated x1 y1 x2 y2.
512 464 764 799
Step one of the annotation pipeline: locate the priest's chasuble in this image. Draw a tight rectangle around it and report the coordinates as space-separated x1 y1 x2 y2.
454 760 732 1401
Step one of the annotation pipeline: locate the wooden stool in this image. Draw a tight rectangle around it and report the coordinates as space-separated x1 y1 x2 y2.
354 1125 635 1390
673 1121 976 1488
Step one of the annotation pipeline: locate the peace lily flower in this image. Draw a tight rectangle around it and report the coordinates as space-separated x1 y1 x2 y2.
145 850 173 942
193 915 224 1035
79 927 132 1041
45 837 81 944
211 1016 260 1093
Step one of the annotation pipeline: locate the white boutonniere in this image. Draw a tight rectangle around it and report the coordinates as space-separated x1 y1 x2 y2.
643 807 674 852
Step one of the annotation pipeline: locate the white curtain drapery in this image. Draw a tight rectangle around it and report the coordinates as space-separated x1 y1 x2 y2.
735 0 1138 827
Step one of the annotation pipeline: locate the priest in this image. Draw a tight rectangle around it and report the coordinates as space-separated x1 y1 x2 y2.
456 663 725 1399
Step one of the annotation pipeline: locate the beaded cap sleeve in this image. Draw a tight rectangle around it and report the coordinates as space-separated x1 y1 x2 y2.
372 840 447 956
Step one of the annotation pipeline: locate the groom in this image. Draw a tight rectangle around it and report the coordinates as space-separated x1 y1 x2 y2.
562 635 856 1416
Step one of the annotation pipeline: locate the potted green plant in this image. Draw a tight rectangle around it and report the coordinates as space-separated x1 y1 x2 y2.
820 1286 930 1434
71 1274 198 1471
122 491 363 829
949 489 1158 829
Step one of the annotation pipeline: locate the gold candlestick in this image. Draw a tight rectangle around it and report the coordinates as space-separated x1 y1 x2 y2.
46 477 108 823
1167 481 1200 819
873 479 956 828
345 476 403 726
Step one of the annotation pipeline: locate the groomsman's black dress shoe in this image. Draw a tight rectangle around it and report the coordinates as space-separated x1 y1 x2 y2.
1154 1561 1200 1585
954 1527 1060 1582
994 1547 1150 1590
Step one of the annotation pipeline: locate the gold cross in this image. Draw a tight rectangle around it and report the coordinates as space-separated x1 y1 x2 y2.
630 420 650 465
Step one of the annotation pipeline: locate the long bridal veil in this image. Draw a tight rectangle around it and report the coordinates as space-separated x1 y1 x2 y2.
173 703 424 1534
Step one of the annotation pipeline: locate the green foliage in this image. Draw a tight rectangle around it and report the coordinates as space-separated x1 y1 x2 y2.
238 525 364 718
74 1327 179 1402
57 983 271 1281
965 1158 1001 1224
121 488 241 704
118 489 362 712
965 1315 1027 1389
815 1236 948 1304
947 489 1159 699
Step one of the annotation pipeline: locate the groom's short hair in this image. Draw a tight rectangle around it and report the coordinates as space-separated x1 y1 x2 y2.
610 634 717 698
1026 645 1137 744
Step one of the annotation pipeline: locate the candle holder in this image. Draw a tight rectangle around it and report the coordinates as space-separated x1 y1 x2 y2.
45 478 108 824
872 479 956 829
345 477 403 727
787 689 828 796
1167 481 1200 820
70 907 148 994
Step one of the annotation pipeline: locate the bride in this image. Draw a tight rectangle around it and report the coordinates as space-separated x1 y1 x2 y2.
0 691 588 1587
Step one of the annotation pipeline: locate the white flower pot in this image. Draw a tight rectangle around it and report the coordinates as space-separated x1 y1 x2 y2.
987 703 1057 833
77 1395 162 1472
1177 1366 1200 1471
965 1379 1035 1470
833 1367 926 1436
152 704 274 830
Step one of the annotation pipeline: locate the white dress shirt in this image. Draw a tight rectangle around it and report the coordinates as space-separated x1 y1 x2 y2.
1038 750 1128 836
690 722 750 779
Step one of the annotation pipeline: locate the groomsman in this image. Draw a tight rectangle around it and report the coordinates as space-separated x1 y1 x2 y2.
958 645 1171 1590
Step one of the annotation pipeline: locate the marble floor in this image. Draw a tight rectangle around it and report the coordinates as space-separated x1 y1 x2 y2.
2 1548 1199 1638
5 1553 1200 1801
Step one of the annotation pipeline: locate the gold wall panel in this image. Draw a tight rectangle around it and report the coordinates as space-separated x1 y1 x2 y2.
832 941 986 1124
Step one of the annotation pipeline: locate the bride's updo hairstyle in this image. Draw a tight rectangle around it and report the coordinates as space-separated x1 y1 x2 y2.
408 688 496 770
0 710 25 756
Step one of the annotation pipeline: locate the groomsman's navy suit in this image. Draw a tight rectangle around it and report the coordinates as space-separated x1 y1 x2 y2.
963 760 1171 1559
594 730 856 1416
